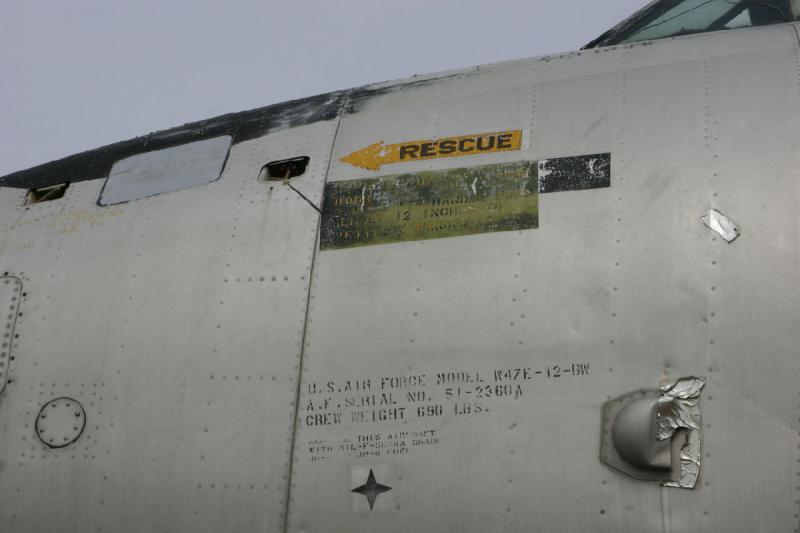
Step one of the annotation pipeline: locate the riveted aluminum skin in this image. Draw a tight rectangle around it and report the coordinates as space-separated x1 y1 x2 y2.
0 16 799 533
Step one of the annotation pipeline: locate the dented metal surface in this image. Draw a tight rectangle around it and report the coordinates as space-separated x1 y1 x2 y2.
602 388 674 483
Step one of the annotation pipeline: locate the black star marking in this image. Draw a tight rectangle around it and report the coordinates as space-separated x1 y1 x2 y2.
351 469 392 510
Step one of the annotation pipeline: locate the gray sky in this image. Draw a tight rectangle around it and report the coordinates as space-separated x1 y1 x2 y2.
0 0 645 177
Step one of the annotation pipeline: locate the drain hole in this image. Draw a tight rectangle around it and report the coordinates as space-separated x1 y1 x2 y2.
259 157 309 181
26 182 69 205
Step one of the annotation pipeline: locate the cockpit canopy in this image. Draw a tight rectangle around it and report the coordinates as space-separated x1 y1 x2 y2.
585 0 798 48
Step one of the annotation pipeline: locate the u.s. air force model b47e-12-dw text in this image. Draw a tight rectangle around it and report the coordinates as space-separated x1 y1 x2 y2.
1 1 800 531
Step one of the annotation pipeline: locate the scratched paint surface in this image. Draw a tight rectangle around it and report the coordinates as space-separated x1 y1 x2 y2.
538 153 610 193
320 161 538 250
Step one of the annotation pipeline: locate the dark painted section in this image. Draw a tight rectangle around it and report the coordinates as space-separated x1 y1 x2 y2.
345 71 477 115
538 153 610 193
0 67 487 192
0 91 347 190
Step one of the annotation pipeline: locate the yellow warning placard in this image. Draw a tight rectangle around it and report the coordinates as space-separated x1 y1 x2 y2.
339 130 522 171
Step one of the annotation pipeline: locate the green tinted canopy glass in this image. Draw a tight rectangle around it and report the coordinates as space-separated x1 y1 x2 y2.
586 0 795 48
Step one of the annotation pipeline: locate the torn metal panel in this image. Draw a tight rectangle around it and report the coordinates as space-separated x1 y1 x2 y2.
657 376 705 489
537 153 611 193
701 209 740 242
600 376 706 489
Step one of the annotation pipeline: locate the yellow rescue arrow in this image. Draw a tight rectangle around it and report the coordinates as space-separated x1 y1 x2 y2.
339 130 522 171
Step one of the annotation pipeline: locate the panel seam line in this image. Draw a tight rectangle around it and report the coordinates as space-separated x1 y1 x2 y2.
281 89 351 533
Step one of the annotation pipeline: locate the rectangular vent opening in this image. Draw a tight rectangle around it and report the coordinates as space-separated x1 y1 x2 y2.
26 182 69 205
260 156 310 181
